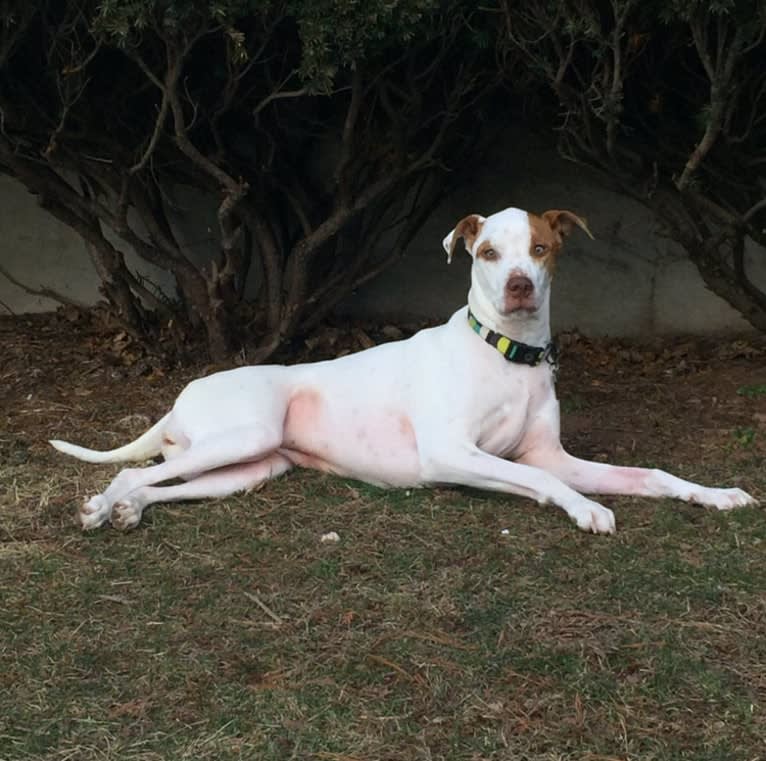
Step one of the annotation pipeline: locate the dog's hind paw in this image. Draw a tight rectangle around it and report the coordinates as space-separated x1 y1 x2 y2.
78 495 111 531
110 497 144 531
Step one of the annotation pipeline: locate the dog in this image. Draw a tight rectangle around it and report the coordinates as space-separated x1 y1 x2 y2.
51 206 757 533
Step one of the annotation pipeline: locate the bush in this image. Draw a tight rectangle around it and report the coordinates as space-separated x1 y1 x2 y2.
0 0 497 360
500 0 766 328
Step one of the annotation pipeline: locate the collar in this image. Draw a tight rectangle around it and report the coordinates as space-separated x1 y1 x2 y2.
467 309 558 368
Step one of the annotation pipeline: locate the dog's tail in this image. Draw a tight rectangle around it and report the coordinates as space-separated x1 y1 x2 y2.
49 413 171 464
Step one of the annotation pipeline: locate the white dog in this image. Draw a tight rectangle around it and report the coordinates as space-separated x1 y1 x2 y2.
51 207 756 532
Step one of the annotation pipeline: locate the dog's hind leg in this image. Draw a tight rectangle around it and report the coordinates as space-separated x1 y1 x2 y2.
106 453 293 530
79 423 284 529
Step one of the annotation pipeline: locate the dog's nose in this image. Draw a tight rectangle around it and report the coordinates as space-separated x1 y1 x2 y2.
506 276 534 298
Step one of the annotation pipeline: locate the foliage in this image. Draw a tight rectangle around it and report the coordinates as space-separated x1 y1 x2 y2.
500 0 766 329
0 0 496 360
94 0 441 89
3 0 764 351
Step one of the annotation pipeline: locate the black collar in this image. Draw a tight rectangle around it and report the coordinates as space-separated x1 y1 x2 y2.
467 309 558 368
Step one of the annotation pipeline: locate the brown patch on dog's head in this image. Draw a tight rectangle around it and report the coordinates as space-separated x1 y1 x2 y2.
476 240 499 263
541 209 593 240
529 210 594 274
443 214 485 263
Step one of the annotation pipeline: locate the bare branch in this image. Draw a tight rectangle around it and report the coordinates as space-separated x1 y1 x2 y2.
253 84 308 116
744 197 766 223
334 67 363 205
300 173 446 333
690 15 715 81
244 203 282 331
130 90 170 174
130 51 165 90
727 75 766 144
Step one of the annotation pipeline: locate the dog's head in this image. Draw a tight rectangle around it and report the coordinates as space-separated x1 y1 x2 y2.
443 207 592 317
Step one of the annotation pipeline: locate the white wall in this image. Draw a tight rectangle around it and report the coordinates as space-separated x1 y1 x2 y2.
1 132 763 336
0 175 101 312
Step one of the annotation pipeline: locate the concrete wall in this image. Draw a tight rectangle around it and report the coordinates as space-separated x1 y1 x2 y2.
341 133 764 335
0 175 100 313
0 178 219 314
1 132 763 336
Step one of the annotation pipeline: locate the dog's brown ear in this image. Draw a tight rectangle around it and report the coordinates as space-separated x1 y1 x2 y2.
542 210 594 241
442 214 485 263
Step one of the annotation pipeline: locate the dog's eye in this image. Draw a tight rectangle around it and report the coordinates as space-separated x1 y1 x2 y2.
533 244 546 256
483 248 497 259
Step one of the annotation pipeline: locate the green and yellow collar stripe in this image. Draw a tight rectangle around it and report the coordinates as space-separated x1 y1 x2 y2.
467 309 558 368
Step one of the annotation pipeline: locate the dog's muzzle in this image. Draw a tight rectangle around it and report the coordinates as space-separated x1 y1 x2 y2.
506 275 534 299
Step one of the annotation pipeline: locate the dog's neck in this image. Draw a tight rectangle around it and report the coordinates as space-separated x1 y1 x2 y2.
467 285 552 348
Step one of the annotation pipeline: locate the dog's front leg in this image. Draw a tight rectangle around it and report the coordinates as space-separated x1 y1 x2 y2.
421 443 616 534
520 447 756 510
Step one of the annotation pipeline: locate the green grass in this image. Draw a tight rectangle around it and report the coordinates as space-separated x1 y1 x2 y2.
2 456 765 761
732 426 757 449
736 383 766 399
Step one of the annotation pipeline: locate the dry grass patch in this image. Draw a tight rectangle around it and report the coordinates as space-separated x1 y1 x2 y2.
2 314 765 759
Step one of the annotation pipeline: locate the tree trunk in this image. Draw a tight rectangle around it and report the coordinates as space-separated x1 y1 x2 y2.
85 241 145 334
175 268 234 361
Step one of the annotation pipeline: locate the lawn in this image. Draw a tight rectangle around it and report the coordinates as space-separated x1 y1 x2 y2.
1 314 765 760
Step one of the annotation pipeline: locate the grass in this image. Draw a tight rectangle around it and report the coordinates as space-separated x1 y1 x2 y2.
732 426 757 449
2 318 765 760
2 458 765 761
737 384 766 399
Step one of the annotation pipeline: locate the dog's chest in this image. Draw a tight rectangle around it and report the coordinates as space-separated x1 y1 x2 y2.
475 370 554 457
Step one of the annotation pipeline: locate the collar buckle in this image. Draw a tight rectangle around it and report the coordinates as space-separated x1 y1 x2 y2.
542 343 556 365
542 342 559 375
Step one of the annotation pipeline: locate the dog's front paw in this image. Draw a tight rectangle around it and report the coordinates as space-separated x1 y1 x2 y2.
568 498 616 535
693 487 758 511
79 494 112 531
110 496 144 531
